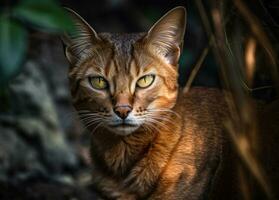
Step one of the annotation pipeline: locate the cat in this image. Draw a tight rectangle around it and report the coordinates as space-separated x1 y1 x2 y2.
61 6 241 200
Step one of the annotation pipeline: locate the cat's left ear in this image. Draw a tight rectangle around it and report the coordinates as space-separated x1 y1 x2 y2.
145 6 186 66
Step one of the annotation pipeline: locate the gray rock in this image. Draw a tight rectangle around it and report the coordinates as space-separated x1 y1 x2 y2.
0 58 78 184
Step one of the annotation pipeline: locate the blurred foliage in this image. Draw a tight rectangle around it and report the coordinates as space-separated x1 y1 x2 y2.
0 17 27 85
194 0 279 199
0 0 74 86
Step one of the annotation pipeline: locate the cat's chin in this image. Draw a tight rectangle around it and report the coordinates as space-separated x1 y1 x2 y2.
107 125 139 136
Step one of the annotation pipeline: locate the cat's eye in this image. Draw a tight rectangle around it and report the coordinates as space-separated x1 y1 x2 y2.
89 77 108 90
136 74 155 88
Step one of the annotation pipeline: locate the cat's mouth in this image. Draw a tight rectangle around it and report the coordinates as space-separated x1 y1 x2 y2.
109 122 138 128
109 118 138 127
108 120 140 135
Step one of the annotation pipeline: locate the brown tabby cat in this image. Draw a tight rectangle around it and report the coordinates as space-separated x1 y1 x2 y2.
62 7 238 200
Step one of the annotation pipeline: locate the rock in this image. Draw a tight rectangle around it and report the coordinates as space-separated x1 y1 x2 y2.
0 58 78 184
0 127 46 183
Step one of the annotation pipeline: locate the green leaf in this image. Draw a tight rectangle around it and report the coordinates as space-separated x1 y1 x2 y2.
0 17 27 85
14 0 74 32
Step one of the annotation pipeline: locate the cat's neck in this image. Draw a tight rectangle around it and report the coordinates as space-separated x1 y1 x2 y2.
90 112 182 176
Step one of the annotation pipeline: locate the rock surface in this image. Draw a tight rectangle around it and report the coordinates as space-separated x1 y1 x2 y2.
0 35 94 199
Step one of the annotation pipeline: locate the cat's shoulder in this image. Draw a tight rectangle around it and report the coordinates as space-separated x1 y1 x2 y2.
179 87 225 104
176 87 227 117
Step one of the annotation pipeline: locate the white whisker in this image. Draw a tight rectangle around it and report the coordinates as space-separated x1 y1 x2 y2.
90 122 104 135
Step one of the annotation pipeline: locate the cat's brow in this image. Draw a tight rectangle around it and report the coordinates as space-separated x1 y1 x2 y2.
142 63 156 73
84 66 104 77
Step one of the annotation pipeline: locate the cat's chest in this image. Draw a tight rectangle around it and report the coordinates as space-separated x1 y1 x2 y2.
92 133 154 176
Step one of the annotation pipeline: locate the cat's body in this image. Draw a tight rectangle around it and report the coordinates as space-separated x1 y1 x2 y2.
89 87 232 200
62 7 241 200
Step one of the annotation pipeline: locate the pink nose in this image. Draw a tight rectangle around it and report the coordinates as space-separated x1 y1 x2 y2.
114 105 132 119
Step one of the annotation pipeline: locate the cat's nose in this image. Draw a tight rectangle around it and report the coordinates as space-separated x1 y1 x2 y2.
114 105 132 119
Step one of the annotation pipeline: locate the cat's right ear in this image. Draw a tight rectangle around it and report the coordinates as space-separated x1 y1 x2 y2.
61 8 101 65
144 7 186 66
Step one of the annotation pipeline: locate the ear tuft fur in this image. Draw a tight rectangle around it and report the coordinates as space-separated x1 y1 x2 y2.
61 7 101 65
145 6 187 66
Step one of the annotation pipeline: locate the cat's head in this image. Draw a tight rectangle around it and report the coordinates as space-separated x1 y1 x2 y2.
62 7 186 136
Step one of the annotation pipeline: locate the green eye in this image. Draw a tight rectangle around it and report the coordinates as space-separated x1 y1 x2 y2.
136 75 155 88
89 77 108 90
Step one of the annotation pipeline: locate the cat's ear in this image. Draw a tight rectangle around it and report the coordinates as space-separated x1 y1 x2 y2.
145 6 186 66
61 7 101 65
